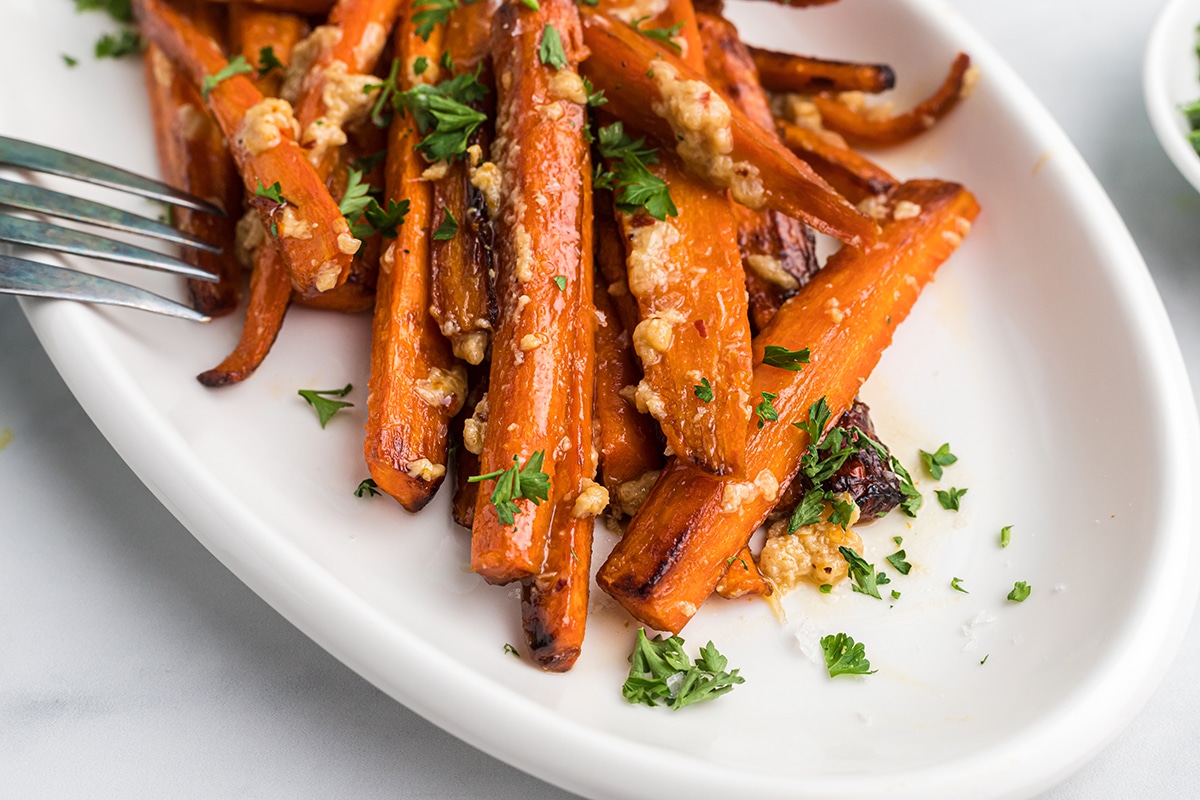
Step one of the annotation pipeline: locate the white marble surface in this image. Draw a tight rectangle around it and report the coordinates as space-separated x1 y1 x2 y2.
3 0 1200 797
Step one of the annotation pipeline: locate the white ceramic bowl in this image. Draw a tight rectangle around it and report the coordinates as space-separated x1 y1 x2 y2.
1145 0 1200 192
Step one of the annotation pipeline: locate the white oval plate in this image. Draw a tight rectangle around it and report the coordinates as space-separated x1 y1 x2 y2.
1145 0 1200 193
4 0 1199 797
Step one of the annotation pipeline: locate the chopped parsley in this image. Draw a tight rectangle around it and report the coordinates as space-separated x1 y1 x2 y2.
1000 525 1012 548
519 0 540 9
94 29 142 60
950 576 968 594
761 345 810 371
468 452 551 526
754 391 779 429
355 478 381 497
820 633 876 677
839 546 883 599
503 643 520 657
595 121 677 221
339 168 408 238
935 486 967 511
582 76 607 107
890 589 901 600
631 16 684 53
257 46 285 76
818 583 832 594
552 275 567 291
885 549 912 575
538 24 568 70
1007 581 1031 602
395 69 489 162
413 55 429 75
432 210 459 240
254 180 288 206
919 442 958 480
693 377 714 403
202 55 254 100
413 0 458 41
621 629 744 709
366 59 402 127
298 384 354 428
74 0 132 21
62 54 79 68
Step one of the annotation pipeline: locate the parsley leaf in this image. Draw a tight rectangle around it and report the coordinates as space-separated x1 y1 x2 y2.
631 16 684 53
468 452 551 526
754 391 779 429
538 24 568 70
366 58 401 127
298 384 354 428
1007 581 1031 602
622 629 744 709
74 0 133 22
413 55 429 75
202 55 254 100
919 442 958 480
254 180 288 206
62 54 79 68
95 29 142 60
355 478 381 497
1000 525 1012 548
820 633 876 677
396 70 489 162
950 576 968 593
827 494 855 529
353 149 388 175
891 456 923 517
582 76 607 106
503 643 520 657
885 549 912 575
339 168 376 219
359 199 409 239
839 546 882 599
432 210 459 240
935 486 967 511
553 276 567 291
257 46 285 76
694 377 714 403
787 488 827 531
413 0 458 41
595 121 677 220
762 345 810 371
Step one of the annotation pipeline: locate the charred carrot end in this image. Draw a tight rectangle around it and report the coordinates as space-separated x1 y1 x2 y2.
197 242 292 387
812 53 975 148
136 0 358 297
470 0 591 584
363 13 462 513
598 181 980 633
776 119 898 204
750 46 895 96
577 8 877 248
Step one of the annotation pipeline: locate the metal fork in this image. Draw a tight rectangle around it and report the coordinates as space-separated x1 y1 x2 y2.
0 135 226 322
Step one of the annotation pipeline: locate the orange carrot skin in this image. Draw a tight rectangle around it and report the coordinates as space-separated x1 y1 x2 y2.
597 180 980 633
520 164 597 672
750 46 895 95
812 53 974 148
210 0 334 12
577 7 876 249
363 6 461 512
144 40 243 318
230 4 310 98
715 545 771 599
136 0 359 298
776 120 897 204
471 0 591 585
196 242 292 386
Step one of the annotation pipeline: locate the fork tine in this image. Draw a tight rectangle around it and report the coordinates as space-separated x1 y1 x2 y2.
0 254 210 322
0 216 220 283
0 136 225 216
0 178 222 253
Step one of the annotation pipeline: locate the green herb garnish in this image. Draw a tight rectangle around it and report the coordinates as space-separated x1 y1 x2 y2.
355 478 381 497
622 629 744 709
595 121 677 221
820 633 876 677
761 345 810 371
935 486 967 511
298 384 354 428
468 452 551 526
538 24 567 70
432 210 459 240
202 55 254 99
919 442 958 480
1007 581 1031 602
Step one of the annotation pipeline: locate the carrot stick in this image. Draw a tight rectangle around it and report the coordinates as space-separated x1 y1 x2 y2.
596 180 980 633
229 4 309 97
144 29 243 318
519 162 598 672
776 119 897 204
136 0 360 298
470 0 591 584
750 47 895 95
578 7 876 248
812 53 975 148
209 0 334 12
363 3 463 512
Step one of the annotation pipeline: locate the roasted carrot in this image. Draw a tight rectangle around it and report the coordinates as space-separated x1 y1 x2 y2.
144 28 243 318
363 4 464 512
715 545 771 599
776 119 897 204
597 180 980 633
578 7 876 248
812 53 975 148
697 11 817 334
520 163 598 672
470 0 591 584
592 262 663 505
592 192 639 336
452 371 489 530
209 0 334 12
229 3 309 98
750 47 895 95
136 0 359 298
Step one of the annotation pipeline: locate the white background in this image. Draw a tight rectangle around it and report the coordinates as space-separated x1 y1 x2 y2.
3 0 1199 797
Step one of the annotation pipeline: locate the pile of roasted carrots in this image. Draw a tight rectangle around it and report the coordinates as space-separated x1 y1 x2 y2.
134 0 980 671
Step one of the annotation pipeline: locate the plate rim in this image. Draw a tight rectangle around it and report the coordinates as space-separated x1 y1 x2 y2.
1144 0 1200 195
